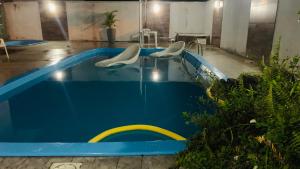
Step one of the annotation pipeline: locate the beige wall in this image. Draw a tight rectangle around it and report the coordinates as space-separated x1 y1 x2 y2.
66 1 139 41
4 1 43 40
3 1 216 42
67 1 214 41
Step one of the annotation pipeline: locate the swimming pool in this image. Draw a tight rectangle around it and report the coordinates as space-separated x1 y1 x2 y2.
5 40 46 47
0 48 226 156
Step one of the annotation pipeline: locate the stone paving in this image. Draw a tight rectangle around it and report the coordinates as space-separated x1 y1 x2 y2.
0 156 177 169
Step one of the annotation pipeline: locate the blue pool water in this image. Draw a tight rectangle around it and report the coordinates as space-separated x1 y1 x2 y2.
0 55 211 143
5 40 46 47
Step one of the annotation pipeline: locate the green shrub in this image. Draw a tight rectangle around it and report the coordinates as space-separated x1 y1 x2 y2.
177 40 300 169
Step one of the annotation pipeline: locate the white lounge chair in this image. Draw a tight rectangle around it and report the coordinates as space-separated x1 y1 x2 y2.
0 39 9 60
150 41 185 57
95 44 141 67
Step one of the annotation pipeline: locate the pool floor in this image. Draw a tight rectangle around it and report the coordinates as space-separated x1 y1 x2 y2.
0 56 209 143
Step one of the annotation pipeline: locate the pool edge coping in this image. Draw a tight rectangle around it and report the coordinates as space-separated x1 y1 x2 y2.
5 40 47 47
0 141 186 156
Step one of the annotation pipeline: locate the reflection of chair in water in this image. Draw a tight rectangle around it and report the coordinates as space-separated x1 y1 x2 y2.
0 39 9 60
150 41 185 57
95 44 141 67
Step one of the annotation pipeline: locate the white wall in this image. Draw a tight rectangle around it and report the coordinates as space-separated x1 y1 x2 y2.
273 0 300 57
220 0 251 56
169 2 214 38
4 1 43 40
66 1 139 41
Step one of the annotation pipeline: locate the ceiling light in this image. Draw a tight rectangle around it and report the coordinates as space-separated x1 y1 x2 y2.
214 1 223 9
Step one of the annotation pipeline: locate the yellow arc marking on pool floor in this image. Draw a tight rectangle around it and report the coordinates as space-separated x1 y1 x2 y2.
88 124 186 143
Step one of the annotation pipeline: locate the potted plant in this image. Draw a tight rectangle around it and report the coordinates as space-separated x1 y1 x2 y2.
103 10 118 44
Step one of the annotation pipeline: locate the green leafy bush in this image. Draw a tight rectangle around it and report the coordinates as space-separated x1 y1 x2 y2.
177 40 300 169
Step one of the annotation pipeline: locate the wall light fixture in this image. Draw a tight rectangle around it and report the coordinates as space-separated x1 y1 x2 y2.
152 3 161 14
214 0 223 9
48 2 57 14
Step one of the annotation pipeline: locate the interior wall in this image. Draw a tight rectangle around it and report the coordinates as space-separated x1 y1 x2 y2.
169 2 211 38
66 1 139 41
273 0 300 58
220 0 251 56
3 1 43 40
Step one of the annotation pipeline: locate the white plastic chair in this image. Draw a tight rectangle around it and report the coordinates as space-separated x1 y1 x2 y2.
0 39 9 60
143 28 151 43
150 41 185 57
95 44 141 67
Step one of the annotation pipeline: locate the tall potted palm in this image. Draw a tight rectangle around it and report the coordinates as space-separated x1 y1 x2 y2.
103 10 118 44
